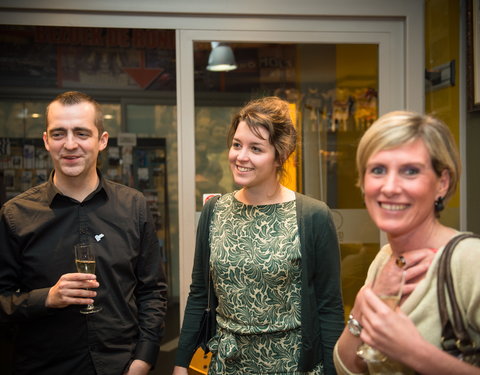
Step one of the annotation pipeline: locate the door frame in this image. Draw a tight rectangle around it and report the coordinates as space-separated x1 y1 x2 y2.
177 16 423 314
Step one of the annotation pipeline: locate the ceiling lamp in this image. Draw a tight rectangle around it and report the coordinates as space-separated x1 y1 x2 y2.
207 42 237 72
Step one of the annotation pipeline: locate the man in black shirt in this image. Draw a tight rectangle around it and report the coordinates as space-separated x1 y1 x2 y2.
0 91 168 375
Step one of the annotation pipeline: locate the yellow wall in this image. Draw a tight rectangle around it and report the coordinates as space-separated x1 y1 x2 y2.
280 103 299 191
425 0 460 227
336 44 378 209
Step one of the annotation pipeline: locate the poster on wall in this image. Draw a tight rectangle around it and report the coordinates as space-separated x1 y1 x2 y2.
0 27 56 87
0 26 176 91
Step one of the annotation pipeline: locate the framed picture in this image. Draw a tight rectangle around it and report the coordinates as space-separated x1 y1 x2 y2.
467 0 480 111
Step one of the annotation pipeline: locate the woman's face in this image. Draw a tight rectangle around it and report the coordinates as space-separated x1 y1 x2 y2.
228 121 279 190
363 138 449 237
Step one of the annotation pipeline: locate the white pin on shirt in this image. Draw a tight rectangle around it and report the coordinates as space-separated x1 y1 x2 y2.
95 233 105 242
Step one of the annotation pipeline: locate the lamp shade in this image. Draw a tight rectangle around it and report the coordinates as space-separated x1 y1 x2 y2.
207 44 237 72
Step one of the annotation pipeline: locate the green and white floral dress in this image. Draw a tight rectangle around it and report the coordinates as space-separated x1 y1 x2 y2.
207 192 323 375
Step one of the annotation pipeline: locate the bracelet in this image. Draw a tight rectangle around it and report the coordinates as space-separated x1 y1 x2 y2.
347 314 362 337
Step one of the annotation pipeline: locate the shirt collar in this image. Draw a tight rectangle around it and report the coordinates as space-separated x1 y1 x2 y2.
47 169 109 206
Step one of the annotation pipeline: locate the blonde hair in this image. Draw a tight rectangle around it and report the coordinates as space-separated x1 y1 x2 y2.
356 110 460 201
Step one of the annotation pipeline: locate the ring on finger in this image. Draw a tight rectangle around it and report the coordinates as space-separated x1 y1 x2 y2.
396 255 407 268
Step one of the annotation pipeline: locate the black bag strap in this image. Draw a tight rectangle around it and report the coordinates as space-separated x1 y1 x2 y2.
206 258 212 312
203 195 220 311
437 233 480 355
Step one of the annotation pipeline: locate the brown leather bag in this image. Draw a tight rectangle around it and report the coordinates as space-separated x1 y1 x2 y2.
437 233 480 367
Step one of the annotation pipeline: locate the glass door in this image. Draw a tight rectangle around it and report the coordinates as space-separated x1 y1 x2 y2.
179 29 406 372
177 20 411 323
192 41 380 318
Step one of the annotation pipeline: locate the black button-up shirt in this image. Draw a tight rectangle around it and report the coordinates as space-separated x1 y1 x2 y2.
0 171 168 375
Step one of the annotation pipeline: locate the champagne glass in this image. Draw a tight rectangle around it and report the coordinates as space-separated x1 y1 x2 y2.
74 243 102 314
356 262 406 373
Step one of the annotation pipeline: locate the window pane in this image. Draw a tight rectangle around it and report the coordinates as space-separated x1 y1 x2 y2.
102 104 122 137
194 41 379 320
0 26 180 370
0 102 27 138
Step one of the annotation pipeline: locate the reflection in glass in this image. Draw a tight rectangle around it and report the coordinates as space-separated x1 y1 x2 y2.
193 41 379 320
102 104 121 137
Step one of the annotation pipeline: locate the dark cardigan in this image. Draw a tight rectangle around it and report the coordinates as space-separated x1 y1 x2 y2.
175 192 344 374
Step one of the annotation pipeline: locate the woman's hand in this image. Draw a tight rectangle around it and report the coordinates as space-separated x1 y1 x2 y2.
123 359 151 375
361 287 480 375
172 366 189 375
335 286 370 374
351 249 436 359
360 287 425 362
398 248 436 296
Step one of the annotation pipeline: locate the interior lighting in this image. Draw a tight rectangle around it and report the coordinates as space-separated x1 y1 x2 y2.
207 42 237 72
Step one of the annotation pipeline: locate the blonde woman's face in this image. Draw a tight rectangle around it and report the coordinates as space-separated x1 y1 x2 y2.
363 139 449 238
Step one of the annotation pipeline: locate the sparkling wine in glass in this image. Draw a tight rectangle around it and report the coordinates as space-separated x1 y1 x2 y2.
356 262 406 373
74 243 102 314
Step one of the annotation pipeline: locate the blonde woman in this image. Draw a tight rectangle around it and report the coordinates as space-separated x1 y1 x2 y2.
334 111 480 375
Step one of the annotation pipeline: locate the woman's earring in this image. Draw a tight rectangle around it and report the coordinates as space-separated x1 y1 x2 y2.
434 196 445 212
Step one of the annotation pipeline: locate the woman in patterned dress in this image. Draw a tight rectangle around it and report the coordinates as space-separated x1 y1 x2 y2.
173 96 344 375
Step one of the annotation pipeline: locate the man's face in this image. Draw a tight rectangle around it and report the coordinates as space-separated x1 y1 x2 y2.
43 101 108 183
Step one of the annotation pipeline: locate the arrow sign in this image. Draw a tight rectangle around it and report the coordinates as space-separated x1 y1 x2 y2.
123 52 163 89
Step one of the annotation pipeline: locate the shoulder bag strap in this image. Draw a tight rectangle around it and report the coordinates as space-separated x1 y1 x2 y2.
204 195 220 311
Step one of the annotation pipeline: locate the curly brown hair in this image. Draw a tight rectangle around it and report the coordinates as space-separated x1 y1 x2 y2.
227 96 297 177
